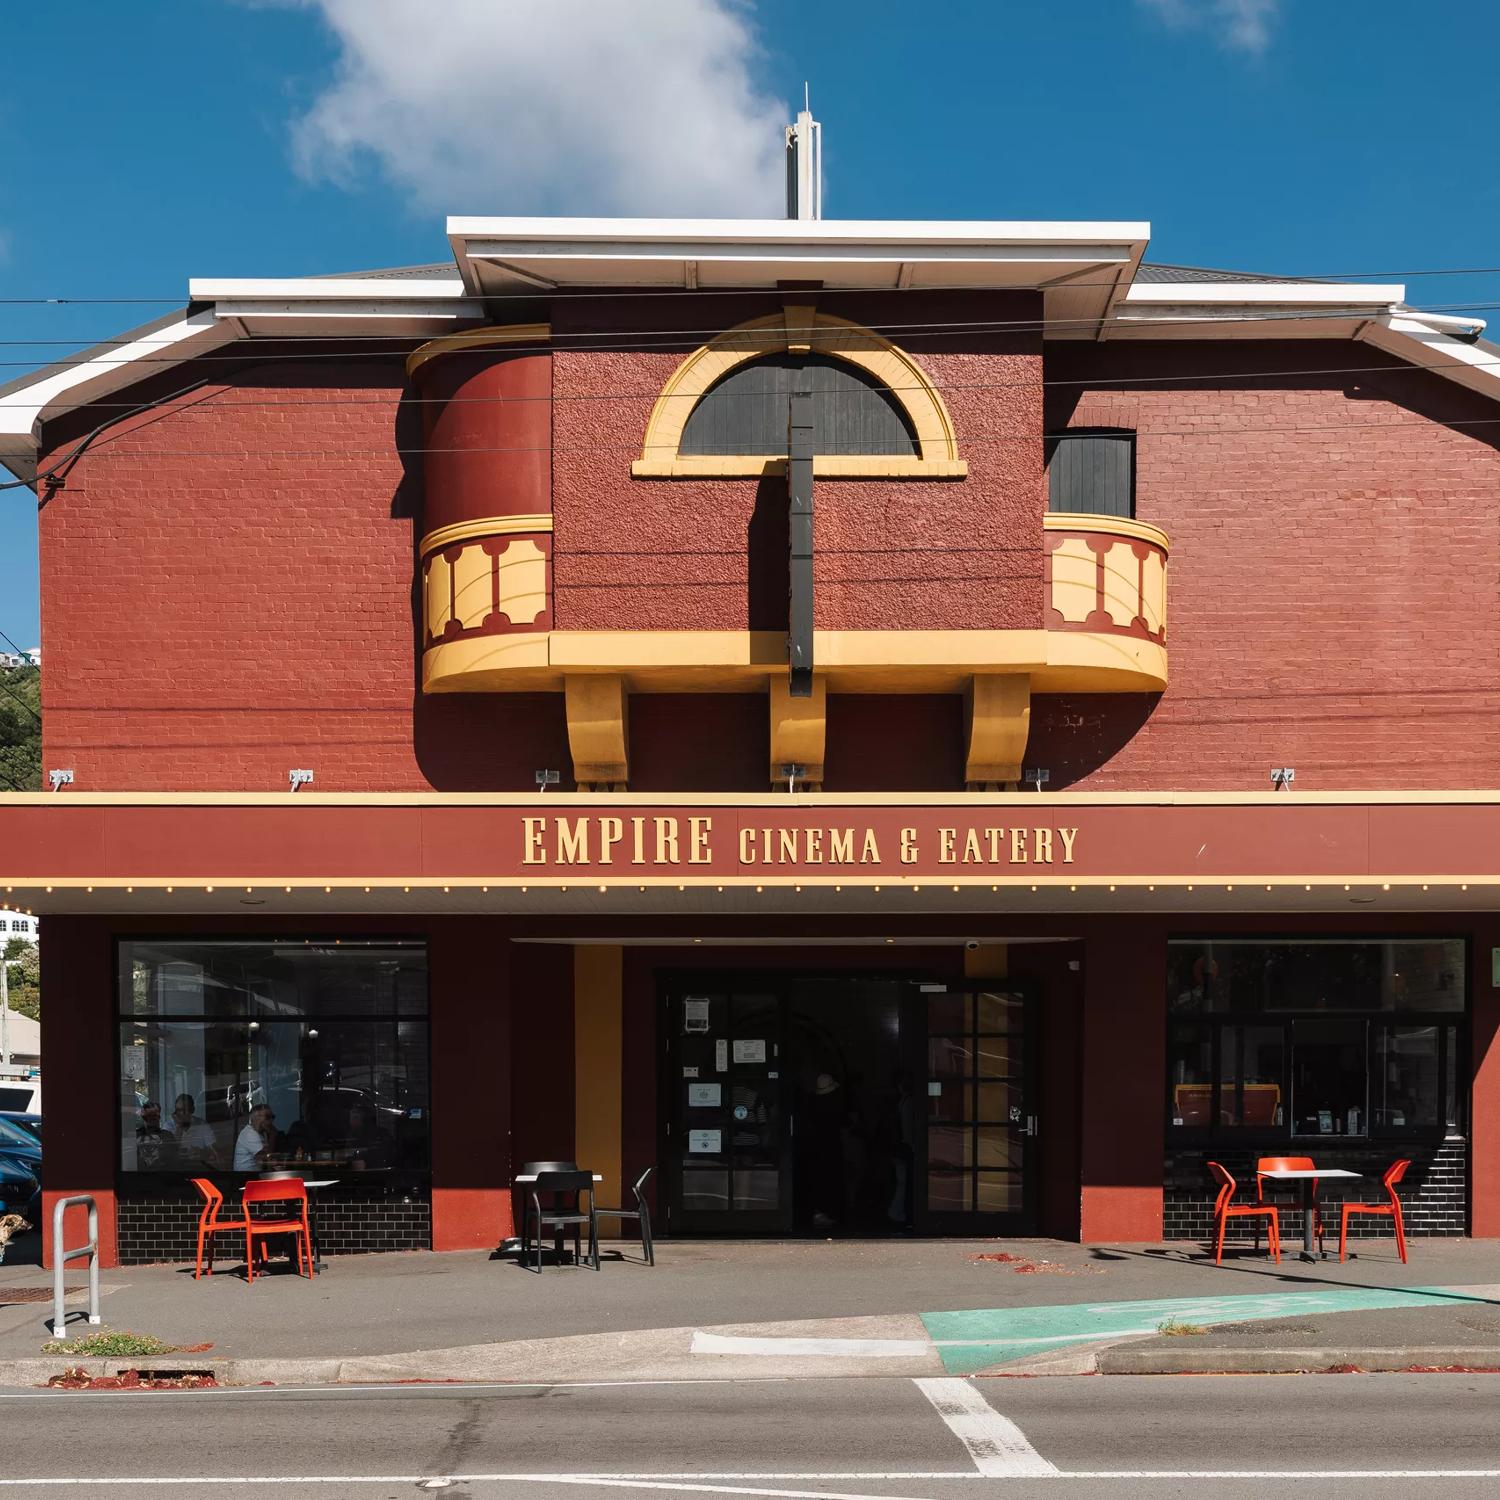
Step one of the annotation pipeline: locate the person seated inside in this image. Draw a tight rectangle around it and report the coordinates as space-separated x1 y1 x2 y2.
123 1101 176 1172
342 1104 389 1171
233 1104 278 1171
171 1093 219 1169
279 1100 324 1163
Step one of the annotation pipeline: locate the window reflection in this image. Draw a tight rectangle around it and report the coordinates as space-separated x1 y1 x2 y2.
1166 939 1464 1142
118 941 429 1176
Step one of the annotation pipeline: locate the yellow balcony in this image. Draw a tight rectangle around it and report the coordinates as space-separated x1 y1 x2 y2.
421 514 1168 698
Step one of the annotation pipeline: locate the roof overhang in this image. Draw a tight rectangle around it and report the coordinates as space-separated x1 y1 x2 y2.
0 281 487 484
447 215 1151 334
1109 280 1409 340
186 277 483 338
5 219 1500 483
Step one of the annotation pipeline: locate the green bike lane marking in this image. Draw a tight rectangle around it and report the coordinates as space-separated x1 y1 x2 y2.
921 1284 1500 1374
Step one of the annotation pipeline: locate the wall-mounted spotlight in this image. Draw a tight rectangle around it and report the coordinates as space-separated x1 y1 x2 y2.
777 762 806 794
47 768 74 791
1270 767 1295 790
288 768 315 791
1022 767 1050 792
535 769 560 792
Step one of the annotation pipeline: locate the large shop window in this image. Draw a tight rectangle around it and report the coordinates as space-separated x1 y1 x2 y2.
1166 939 1465 1142
117 940 429 1176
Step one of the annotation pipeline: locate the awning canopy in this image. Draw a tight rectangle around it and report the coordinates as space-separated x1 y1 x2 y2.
0 791 1496 918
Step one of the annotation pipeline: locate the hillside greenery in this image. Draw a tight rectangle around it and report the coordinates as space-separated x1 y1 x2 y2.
0 667 40 792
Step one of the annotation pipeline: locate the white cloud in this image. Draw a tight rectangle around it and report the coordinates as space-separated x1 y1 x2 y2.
1139 0 1280 54
283 0 789 216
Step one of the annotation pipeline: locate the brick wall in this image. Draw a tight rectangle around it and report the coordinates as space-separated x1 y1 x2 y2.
37 329 1500 793
1034 341 1500 790
116 1183 431 1266
550 292 1046 635
1163 1139 1467 1245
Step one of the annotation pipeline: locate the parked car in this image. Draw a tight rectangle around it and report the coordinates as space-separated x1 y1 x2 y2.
0 1114 40 1166
0 1079 41 1113
0 1153 39 1224
0 1112 40 1146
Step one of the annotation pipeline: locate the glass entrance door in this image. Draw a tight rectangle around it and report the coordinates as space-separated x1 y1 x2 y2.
917 982 1038 1234
663 984 790 1233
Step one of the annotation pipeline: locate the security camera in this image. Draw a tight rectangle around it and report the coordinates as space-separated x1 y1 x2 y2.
964 939 982 952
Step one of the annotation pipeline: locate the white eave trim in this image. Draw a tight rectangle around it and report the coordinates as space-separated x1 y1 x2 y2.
188 277 472 301
1124 281 1406 306
447 216 1153 246
1358 313 1500 403
448 215 1152 296
0 309 233 486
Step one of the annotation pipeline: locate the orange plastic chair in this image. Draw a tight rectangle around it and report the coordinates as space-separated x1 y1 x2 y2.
1256 1155 1323 1253
241 1179 314 1282
190 1178 254 1280
1208 1161 1280 1265
1340 1159 1411 1264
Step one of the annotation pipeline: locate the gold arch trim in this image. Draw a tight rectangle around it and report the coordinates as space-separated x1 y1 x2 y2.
632 312 967 479
405 322 551 380
419 512 554 560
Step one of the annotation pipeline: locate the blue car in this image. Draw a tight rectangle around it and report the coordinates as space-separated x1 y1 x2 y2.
0 1114 40 1166
0 1151 39 1226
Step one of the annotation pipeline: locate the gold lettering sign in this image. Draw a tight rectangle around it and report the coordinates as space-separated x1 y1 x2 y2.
518 817 1078 871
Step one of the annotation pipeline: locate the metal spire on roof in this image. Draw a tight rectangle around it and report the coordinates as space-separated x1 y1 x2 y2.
785 86 822 221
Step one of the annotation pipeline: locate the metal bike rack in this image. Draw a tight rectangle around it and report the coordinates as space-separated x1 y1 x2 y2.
49 1195 101 1339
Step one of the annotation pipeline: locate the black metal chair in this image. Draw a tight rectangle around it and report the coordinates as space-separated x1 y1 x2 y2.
594 1166 655 1266
517 1161 578 1260
524 1169 599 1272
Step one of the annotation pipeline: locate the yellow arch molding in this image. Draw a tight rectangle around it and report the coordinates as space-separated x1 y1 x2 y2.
632 311 967 479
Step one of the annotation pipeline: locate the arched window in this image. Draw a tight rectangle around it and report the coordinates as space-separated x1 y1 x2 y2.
679 354 917 458
633 311 965 478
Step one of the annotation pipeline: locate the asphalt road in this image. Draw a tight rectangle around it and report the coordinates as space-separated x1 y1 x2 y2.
1 1373 1498 1498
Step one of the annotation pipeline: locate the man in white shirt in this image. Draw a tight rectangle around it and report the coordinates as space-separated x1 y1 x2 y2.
171 1094 219 1169
233 1105 276 1171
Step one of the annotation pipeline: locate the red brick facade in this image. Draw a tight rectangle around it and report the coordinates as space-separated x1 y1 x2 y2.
36 328 1500 794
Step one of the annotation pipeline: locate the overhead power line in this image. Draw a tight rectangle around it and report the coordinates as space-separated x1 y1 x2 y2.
23 406 1500 462
1 352 1495 418
0 301 1496 372
4 261 1500 306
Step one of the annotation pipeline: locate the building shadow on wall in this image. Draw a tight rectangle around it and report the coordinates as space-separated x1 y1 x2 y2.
1024 694 1163 787
747 473 791 632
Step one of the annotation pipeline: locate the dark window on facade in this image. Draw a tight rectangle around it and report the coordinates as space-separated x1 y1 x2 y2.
117 939 430 1175
1166 939 1465 1141
678 354 917 457
1046 429 1135 518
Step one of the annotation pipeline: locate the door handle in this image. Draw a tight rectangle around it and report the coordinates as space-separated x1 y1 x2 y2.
1024 1115 1039 1138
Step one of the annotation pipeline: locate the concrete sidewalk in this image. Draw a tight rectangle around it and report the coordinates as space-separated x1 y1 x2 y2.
1 1235 1497 1384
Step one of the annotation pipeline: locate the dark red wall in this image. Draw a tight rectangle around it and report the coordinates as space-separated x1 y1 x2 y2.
507 941 576 1173
39 917 117 1264
1035 341 1500 789
549 292 1046 634
35 322 1500 794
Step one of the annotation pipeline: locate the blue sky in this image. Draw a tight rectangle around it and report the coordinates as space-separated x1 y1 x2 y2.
4 0 1499 643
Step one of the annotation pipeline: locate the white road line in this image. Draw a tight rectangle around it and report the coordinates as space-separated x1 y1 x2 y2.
691 1333 928 1358
2 1469 1500 1486
913 1377 1058 1477
505 1483 937 1500
0 1377 798 1400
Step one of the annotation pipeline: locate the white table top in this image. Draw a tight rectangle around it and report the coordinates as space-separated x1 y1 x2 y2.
303 1179 338 1189
1259 1168 1362 1179
515 1173 603 1183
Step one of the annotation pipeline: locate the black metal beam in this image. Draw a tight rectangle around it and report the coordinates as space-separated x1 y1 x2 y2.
787 390 814 698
